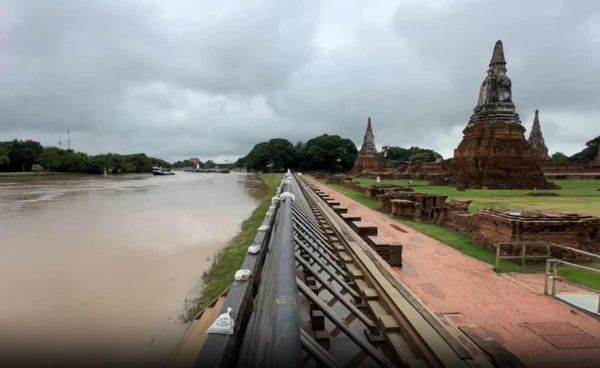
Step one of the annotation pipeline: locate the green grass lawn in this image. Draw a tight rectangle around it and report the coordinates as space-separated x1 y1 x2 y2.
328 183 381 210
183 173 282 320
325 181 600 290
354 178 600 216
558 267 600 290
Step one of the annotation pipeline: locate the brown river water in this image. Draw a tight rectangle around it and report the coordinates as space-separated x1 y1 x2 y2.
0 172 268 366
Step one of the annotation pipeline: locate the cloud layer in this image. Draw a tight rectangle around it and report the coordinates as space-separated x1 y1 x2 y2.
1 0 599 161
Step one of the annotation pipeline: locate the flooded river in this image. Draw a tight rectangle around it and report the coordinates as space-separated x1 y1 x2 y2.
0 172 268 366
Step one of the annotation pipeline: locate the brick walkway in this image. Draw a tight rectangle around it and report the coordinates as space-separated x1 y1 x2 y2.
309 178 600 368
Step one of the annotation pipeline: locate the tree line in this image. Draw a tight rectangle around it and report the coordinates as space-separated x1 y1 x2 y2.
0 140 170 174
236 134 600 173
551 136 600 163
235 134 444 172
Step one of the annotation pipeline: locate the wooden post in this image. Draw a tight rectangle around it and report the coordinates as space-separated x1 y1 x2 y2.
521 244 527 273
495 244 501 271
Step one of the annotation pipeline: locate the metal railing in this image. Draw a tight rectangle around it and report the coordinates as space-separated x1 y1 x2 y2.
544 253 600 314
494 241 553 272
495 241 600 314
494 241 599 272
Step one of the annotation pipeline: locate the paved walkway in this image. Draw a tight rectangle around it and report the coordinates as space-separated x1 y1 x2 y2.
309 178 600 368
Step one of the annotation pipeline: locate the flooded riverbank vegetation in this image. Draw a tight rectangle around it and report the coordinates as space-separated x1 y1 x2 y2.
0 139 170 174
183 173 283 321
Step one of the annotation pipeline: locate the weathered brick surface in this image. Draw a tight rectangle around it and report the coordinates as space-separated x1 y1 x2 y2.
472 209 600 256
449 41 555 189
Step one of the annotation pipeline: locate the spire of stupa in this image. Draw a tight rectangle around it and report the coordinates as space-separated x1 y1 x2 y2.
360 117 377 154
528 109 549 160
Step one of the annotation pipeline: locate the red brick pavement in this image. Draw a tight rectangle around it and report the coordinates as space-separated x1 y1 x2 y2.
309 177 600 368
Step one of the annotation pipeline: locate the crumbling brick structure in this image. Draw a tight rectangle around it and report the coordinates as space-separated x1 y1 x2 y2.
527 110 549 161
384 192 448 223
472 209 600 255
351 117 385 175
449 41 556 189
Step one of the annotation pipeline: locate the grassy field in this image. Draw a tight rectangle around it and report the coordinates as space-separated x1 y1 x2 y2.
354 178 600 216
183 173 282 320
324 180 600 289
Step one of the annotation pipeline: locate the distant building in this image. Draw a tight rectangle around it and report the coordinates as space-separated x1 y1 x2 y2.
527 110 549 161
189 157 203 166
351 117 385 174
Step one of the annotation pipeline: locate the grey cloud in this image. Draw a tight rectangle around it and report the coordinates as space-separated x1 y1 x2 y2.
0 0 599 161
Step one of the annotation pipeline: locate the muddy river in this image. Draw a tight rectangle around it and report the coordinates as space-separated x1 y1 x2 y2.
0 172 268 366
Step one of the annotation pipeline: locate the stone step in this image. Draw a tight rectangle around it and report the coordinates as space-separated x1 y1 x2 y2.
350 220 378 236
340 213 361 222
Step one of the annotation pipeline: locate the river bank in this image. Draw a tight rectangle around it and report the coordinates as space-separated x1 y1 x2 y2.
0 171 79 177
183 173 282 320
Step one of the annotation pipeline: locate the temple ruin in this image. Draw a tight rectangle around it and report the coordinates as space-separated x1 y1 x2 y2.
449 40 556 189
528 110 549 161
351 117 385 175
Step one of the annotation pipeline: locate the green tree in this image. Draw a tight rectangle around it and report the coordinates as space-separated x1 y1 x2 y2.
550 152 569 163
1 139 44 172
299 134 357 172
0 143 9 166
205 160 216 169
380 145 442 165
409 152 435 163
39 147 63 171
245 138 297 172
569 136 600 163
61 151 89 172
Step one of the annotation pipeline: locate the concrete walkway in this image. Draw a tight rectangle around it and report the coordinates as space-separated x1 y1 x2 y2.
309 178 600 368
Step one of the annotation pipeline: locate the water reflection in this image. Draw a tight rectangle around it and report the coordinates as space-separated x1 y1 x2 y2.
0 172 266 366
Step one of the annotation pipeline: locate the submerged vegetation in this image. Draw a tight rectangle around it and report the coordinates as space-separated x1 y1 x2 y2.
183 173 282 321
0 139 170 174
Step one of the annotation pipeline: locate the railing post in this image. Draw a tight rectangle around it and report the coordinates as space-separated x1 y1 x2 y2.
519 244 526 273
495 244 501 272
544 260 550 295
551 261 558 296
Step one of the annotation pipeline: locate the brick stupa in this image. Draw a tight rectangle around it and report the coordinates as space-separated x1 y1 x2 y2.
351 117 385 174
528 110 549 161
450 41 556 189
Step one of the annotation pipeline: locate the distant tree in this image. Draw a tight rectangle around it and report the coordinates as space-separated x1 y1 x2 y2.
569 136 600 163
233 156 247 168
205 160 216 169
0 143 9 166
380 145 442 165
245 138 297 171
299 134 357 172
61 150 89 172
173 159 194 168
409 152 435 163
39 147 63 171
550 152 569 163
1 139 44 172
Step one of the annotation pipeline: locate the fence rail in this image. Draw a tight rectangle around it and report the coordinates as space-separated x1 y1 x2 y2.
494 241 600 273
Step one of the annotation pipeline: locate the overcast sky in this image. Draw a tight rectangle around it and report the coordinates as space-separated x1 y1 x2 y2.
1 0 599 162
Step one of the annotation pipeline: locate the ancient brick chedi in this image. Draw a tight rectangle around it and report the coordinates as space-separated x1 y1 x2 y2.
351 117 385 174
528 110 549 161
450 41 555 189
